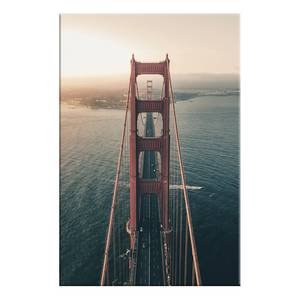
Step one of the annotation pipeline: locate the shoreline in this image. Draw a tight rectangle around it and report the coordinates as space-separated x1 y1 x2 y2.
60 92 240 111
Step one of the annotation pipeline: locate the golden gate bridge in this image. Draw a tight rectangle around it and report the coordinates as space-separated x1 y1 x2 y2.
100 54 201 286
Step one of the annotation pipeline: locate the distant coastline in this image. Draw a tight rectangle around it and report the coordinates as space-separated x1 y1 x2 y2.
60 72 240 109
60 88 240 110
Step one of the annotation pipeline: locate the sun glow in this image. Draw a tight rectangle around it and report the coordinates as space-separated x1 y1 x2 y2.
61 29 132 77
61 14 239 78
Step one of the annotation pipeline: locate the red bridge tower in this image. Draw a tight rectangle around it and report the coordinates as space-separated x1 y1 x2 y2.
129 55 170 251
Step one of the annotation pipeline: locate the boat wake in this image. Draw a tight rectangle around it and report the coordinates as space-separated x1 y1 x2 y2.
170 184 202 191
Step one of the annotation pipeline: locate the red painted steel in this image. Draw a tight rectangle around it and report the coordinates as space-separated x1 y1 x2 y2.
137 136 163 152
100 54 201 286
129 55 170 258
162 57 170 231
136 100 163 113
136 62 165 75
129 56 137 250
138 179 161 194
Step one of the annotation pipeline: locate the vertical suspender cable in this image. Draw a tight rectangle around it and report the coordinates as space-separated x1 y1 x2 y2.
113 215 116 281
171 160 175 285
169 113 173 283
122 141 126 283
169 148 172 282
179 188 183 284
168 60 202 286
100 81 131 286
125 121 129 283
184 217 188 285
172 121 177 285
175 141 179 285
119 156 123 284
117 185 121 283
174 177 179 285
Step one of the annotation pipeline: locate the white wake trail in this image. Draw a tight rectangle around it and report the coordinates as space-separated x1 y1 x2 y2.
170 184 203 191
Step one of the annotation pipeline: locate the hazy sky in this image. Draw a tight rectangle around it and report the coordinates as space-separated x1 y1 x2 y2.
61 14 239 78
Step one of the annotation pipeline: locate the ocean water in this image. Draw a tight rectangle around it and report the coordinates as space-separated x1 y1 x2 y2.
60 95 240 286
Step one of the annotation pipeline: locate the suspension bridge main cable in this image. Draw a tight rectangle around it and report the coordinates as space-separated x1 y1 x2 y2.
167 59 202 286
100 81 131 286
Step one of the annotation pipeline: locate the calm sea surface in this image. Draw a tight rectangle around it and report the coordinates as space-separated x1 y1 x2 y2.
60 95 240 285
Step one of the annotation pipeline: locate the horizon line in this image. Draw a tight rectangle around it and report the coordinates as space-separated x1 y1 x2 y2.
61 72 240 80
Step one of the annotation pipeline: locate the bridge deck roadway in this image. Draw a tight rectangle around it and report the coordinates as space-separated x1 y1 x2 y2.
135 112 164 286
